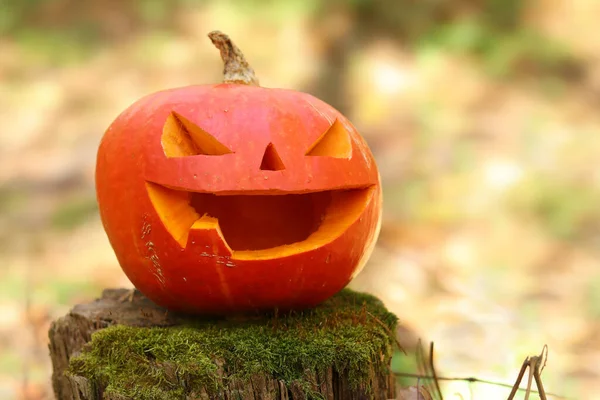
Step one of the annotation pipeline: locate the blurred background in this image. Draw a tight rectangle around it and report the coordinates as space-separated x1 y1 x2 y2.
1 0 600 399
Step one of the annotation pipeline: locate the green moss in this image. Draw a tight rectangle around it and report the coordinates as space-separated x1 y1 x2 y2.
69 289 398 400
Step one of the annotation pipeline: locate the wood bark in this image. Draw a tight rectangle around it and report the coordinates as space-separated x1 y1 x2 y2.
49 289 397 400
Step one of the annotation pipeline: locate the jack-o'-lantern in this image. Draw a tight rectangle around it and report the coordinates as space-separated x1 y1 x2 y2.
95 31 382 314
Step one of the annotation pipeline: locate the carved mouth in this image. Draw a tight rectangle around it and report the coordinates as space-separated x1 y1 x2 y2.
145 182 374 259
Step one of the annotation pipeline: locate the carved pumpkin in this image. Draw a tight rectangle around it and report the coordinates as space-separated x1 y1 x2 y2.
95 31 382 314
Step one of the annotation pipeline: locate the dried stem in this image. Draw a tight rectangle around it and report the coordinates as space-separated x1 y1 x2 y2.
208 30 260 86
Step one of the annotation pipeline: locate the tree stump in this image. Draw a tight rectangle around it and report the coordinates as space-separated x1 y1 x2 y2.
49 288 399 400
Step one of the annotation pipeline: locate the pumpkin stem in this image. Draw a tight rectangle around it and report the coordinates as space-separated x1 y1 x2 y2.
208 30 260 86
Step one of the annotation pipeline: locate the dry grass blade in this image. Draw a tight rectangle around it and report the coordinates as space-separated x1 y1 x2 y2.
413 340 443 400
428 342 443 399
507 346 549 400
507 359 529 400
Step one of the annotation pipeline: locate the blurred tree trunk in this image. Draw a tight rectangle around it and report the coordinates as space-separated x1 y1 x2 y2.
303 0 537 118
304 2 356 116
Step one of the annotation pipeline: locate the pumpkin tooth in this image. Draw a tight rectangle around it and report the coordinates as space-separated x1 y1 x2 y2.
145 182 199 247
187 214 234 256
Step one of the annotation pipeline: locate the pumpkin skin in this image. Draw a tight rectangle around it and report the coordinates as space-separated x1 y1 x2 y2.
96 81 382 315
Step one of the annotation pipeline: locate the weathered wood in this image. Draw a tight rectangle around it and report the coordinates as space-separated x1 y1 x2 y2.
49 288 398 400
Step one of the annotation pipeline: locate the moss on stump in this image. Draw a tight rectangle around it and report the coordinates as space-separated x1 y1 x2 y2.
50 288 398 400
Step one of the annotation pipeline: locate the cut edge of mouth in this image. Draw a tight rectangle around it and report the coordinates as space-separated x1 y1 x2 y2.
145 182 375 260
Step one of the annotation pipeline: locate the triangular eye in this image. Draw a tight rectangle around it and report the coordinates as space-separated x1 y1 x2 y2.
260 143 285 171
305 119 352 158
161 112 233 157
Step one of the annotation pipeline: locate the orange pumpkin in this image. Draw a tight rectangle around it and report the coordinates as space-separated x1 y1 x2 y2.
95 31 382 314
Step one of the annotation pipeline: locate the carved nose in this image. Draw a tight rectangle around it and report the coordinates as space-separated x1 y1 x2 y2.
260 143 285 171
